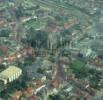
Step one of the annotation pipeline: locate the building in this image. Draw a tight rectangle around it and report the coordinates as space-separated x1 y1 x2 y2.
0 66 22 92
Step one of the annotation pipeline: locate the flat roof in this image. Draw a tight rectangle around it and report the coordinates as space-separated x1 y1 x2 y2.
0 66 22 79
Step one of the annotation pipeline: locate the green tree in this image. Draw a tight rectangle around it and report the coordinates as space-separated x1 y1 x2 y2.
0 29 10 37
69 60 89 78
26 29 48 48
48 94 63 100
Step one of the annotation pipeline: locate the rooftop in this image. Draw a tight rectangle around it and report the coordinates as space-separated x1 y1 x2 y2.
0 66 22 79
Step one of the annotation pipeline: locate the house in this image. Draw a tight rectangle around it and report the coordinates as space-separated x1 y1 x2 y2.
0 46 9 54
80 48 92 57
30 95 38 100
51 79 60 88
12 91 22 100
0 19 7 27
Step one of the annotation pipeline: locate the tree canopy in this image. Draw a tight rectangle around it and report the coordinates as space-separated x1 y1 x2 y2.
26 28 48 48
69 60 89 78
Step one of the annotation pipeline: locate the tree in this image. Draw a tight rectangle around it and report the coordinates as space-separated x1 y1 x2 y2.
37 67 45 74
48 94 63 100
69 60 89 78
0 29 10 37
60 29 71 46
89 75 99 89
26 29 48 49
35 5 40 9
15 5 23 20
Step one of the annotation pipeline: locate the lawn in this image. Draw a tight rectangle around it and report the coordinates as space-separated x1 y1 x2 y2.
24 18 46 30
